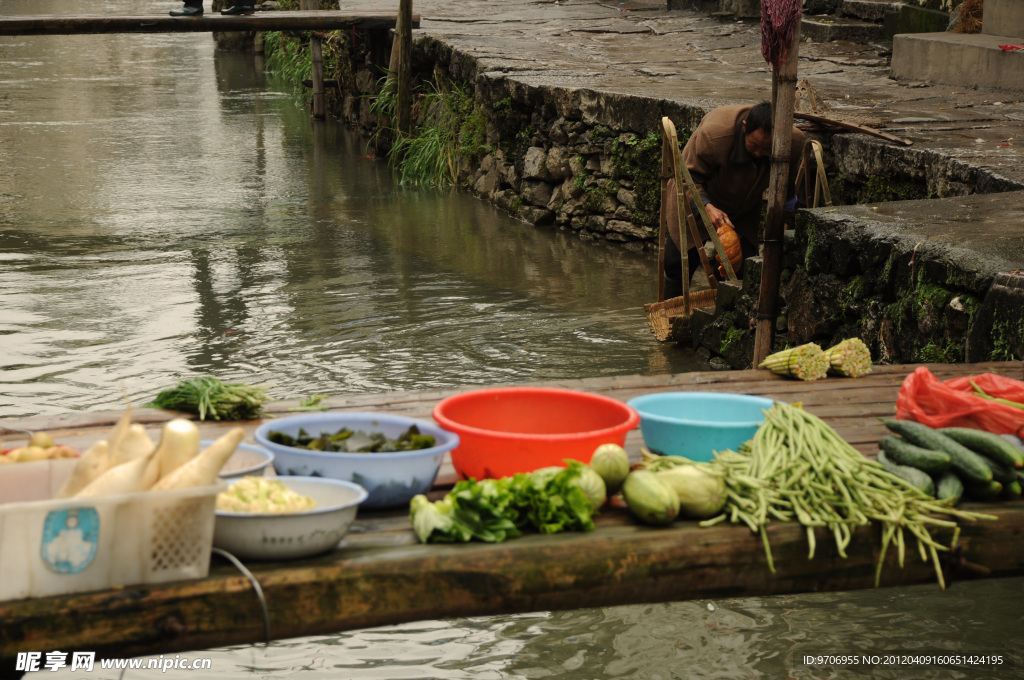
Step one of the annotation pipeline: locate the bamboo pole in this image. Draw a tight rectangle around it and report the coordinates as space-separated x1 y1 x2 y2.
752 21 801 367
307 0 325 120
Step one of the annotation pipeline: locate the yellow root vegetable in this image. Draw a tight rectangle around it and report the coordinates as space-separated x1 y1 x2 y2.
152 427 244 490
74 446 159 498
56 440 110 499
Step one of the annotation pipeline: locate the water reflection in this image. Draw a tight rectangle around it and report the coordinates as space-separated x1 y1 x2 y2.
0 2 696 418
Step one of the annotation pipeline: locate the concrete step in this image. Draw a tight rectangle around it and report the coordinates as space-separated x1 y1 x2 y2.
803 0 842 16
891 31 1024 92
802 14 885 42
841 0 901 23
983 0 1024 39
882 3 950 40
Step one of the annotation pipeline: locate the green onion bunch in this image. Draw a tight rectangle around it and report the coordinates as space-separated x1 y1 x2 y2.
146 376 269 421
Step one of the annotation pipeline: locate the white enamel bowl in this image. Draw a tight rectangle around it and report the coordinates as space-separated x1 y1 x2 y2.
213 476 368 561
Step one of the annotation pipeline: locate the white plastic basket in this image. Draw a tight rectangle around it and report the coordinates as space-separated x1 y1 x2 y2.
0 458 79 503
0 463 224 601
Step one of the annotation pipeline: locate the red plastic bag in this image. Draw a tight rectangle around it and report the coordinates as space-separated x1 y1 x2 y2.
895 366 1024 436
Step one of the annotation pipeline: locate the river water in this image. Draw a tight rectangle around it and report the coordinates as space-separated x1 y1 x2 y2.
0 0 696 420
3 2 1022 679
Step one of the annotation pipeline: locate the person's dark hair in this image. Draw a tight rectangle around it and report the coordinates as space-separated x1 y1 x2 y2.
743 101 773 134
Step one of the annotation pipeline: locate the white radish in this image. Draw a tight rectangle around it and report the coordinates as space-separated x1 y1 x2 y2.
151 418 200 481
104 405 134 466
152 427 244 490
108 423 155 467
55 440 110 499
74 445 159 498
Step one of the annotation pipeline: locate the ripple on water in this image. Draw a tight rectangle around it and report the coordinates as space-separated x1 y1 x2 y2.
49 578 1019 680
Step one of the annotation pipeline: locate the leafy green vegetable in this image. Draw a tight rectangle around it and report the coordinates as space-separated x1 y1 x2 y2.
410 461 597 544
287 394 330 412
267 424 435 453
146 376 269 421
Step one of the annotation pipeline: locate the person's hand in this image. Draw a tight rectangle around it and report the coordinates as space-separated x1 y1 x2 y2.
705 203 734 230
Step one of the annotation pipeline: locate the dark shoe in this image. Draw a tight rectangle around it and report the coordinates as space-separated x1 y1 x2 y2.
169 3 203 16
220 4 256 14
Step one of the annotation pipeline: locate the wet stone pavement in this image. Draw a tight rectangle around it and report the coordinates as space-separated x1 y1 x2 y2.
395 0 1024 265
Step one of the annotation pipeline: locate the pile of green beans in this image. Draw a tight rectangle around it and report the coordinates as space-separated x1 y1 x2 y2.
696 401 997 589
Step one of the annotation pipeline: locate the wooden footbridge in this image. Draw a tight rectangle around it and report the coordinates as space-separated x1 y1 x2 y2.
0 2 417 124
0 10 419 36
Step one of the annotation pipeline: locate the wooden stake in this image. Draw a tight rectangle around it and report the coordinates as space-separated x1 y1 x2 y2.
308 0 325 120
395 0 412 136
752 22 801 368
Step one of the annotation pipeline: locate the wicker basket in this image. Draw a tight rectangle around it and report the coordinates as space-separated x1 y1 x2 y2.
644 288 718 342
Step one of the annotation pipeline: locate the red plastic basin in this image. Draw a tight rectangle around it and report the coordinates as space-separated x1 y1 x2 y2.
432 387 640 480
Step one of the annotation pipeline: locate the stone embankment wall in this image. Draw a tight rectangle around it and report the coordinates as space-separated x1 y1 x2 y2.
329 31 1024 370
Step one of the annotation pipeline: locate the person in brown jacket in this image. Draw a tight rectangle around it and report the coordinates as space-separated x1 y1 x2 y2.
663 101 805 297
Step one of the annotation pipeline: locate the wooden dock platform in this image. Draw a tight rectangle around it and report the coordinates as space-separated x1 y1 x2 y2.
0 11 419 36
2 361 1023 667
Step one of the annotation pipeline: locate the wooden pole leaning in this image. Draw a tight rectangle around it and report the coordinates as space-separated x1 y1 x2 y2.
662 118 691 317
672 125 738 282
752 22 801 367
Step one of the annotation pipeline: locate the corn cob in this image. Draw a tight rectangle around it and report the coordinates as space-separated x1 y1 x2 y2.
823 338 872 378
758 343 828 381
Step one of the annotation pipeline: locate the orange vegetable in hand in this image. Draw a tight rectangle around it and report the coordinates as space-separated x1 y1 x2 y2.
715 224 743 278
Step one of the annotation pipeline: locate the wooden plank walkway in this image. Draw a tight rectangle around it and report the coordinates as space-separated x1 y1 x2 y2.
1 361 1023 666
0 11 420 36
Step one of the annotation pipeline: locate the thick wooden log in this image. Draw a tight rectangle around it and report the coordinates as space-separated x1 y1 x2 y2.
0 12 421 36
2 499 1023 665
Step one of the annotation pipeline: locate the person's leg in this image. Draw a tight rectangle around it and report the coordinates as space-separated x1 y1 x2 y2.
663 234 683 299
169 0 203 17
221 1 257 14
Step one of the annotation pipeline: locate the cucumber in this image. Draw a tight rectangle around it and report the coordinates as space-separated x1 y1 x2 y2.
1001 480 1022 500
878 435 950 474
881 419 993 485
976 455 1017 485
939 427 1024 469
876 449 935 496
934 472 963 506
964 479 1003 502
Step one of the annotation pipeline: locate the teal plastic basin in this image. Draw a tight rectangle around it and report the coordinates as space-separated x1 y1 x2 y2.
626 392 774 461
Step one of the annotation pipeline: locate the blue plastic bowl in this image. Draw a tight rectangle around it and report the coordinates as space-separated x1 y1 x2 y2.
254 412 459 510
626 392 774 461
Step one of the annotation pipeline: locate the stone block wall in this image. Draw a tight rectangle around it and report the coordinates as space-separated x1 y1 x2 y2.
651 204 1024 372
